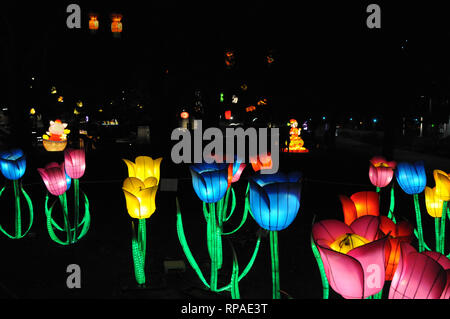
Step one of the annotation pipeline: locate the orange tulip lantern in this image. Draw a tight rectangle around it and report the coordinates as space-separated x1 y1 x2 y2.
379 216 414 281
339 191 380 225
111 14 123 37
89 14 99 33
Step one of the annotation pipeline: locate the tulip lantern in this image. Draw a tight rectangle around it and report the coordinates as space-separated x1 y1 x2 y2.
395 161 427 252
248 171 302 299
0 149 33 239
176 160 260 298
38 149 90 245
312 216 388 299
111 14 122 37
122 156 162 286
250 153 272 172
389 242 450 299
379 216 414 281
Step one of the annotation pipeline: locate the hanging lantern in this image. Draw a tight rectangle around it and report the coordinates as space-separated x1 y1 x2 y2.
224 110 232 120
89 14 99 32
29 108 36 115
245 105 256 113
224 50 235 69
111 14 123 37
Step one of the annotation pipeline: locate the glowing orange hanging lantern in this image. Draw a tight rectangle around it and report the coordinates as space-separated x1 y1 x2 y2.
89 15 99 31
246 105 256 113
180 111 189 119
111 14 123 37
224 110 232 120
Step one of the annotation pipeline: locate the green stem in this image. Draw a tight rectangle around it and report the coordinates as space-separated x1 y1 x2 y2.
13 180 21 238
413 194 425 252
222 196 249 236
387 184 396 223
375 187 380 193
229 241 240 299
131 220 146 285
311 237 329 299
435 217 441 253
59 193 72 244
270 231 280 299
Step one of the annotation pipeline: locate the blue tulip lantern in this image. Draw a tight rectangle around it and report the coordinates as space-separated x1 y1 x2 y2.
395 161 427 252
0 149 33 239
248 171 303 299
176 161 260 298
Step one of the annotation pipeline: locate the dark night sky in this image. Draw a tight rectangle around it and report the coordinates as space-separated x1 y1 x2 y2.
2 1 450 125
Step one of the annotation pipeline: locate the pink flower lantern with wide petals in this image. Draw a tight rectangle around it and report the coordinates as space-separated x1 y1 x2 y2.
37 162 68 196
389 242 450 299
312 215 388 299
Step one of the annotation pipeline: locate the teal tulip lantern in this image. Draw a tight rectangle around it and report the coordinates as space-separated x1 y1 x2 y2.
248 171 303 299
0 149 33 239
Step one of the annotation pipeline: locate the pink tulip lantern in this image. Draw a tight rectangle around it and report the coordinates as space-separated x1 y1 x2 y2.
312 216 388 299
369 156 397 222
389 242 450 299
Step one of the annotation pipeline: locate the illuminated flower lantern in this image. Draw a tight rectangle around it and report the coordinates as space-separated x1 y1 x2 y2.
283 119 308 153
0 149 33 239
89 14 99 33
224 50 235 69
38 159 90 245
176 160 261 298
43 119 70 152
312 216 388 299
111 14 123 38
379 216 414 281
389 242 450 299
248 171 302 299
369 156 396 189
396 161 427 252
122 156 162 286
339 191 379 225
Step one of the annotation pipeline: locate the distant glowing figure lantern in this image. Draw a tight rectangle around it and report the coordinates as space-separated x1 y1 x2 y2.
89 15 99 31
283 119 308 153
224 110 232 120
43 119 70 152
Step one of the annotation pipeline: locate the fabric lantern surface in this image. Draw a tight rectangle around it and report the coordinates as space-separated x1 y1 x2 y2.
389 242 449 299
37 162 68 196
0 149 26 180
312 216 387 299
122 177 158 219
433 170 450 201
64 148 86 179
425 186 445 218
379 216 414 281
189 162 229 203
369 156 397 188
231 157 246 183
395 161 426 195
250 153 272 172
339 191 379 225
248 171 302 231
123 156 162 185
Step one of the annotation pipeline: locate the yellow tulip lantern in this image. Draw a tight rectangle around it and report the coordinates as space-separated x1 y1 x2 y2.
428 170 450 254
122 156 162 286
